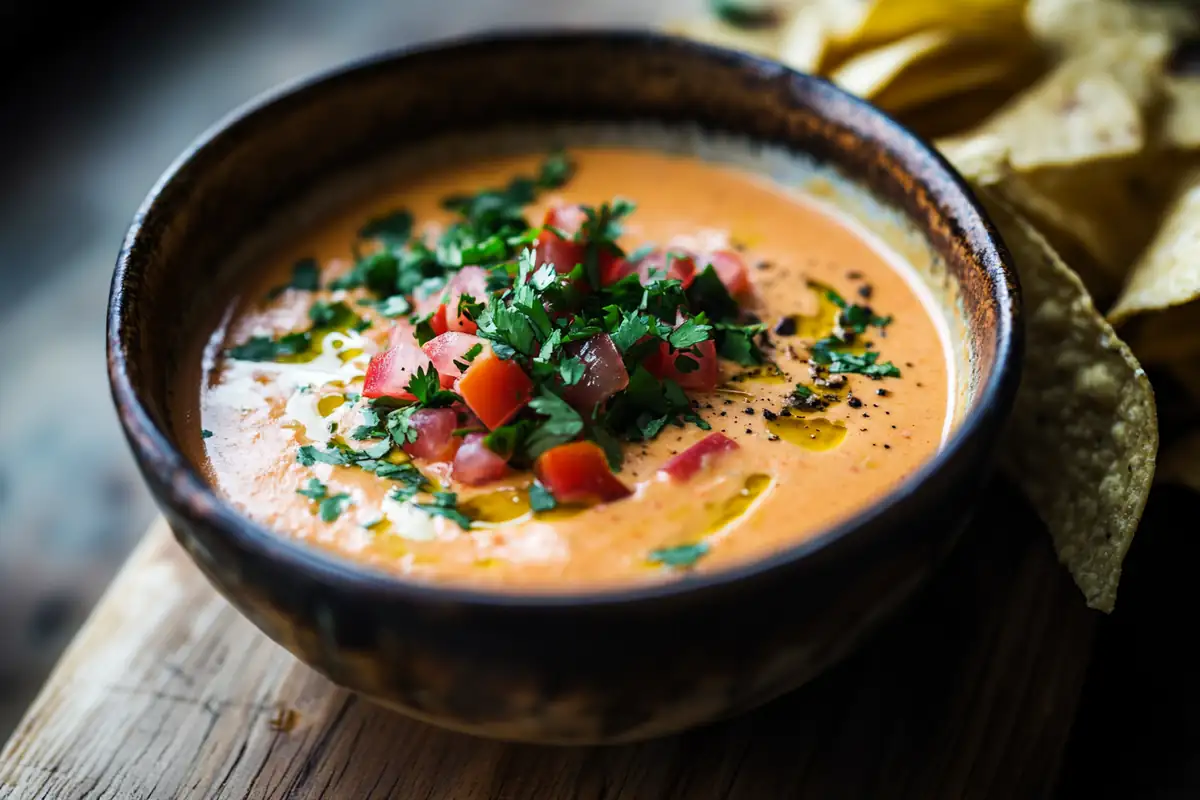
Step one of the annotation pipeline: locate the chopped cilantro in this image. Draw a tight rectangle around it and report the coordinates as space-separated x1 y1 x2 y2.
714 321 766 366
329 250 401 294
296 444 353 467
296 478 328 500
794 385 814 399
319 493 352 522
648 542 710 568
226 332 311 362
667 316 712 349
810 340 901 379
525 389 584 459
268 258 320 297
200 429 214 439
405 365 461 408
536 149 574 188
386 405 420 446
823 285 892 334
358 210 413 246
529 481 557 512
383 463 430 501
376 295 412 318
413 491 472 529
686 265 739 321
308 300 364 330
610 311 651 353
558 356 585 386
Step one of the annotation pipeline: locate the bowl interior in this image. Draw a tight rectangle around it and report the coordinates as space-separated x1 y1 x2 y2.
109 31 1018 601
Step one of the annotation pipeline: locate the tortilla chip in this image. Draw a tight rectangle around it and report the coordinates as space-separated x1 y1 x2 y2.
1159 77 1200 150
1124 301 1200 367
1158 430 1200 494
980 187 1157 612
1110 170 1200 324
827 29 952 100
776 3 834 73
820 0 1028 66
937 57 1144 172
871 39 1040 114
1027 0 1196 55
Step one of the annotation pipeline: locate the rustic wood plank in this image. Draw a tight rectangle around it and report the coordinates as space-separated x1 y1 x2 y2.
0 479 1097 799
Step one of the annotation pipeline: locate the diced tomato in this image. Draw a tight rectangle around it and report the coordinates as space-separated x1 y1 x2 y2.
534 441 631 505
443 266 488 333
452 433 510 485
636 248 697 288
387 319 418 349
428 303 449 337
644 337 719 391
700 249 751 296
659 433 739 482
535 205 588 275
402 408 460 462
362 342 434 400
561 334 629 412
601 256 635 286
456 351 534 429
422 332 486 389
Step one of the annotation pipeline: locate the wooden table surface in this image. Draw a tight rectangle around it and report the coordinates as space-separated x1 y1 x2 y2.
0 478 1098 799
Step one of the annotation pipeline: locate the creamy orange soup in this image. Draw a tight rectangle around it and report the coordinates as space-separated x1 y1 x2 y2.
192 147 951 590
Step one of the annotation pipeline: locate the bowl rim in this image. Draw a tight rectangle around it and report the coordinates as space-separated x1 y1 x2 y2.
107 27 1023 610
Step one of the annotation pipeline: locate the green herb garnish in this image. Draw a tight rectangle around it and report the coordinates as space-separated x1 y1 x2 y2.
200 429 214 439
226 332 311 362
529 481 557 512
358 210 413 246
268 257 320 297
413 491 472 530
648 542 710 568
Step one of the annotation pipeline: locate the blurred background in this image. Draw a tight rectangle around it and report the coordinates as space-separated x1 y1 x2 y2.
0 0 701 738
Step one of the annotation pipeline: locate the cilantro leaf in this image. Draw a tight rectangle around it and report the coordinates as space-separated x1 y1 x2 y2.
558 356 585 386
413 491 472 529
686 265 739 321
226 332 311 362
714 322 766 366
377 295 412 318
319 493 352 522
200 429 214 439
405 365 461 408
536 150 574 188
610 311 651 353
308 300 364 330
525 389 584 459
386 406 419 446
383 463 430 500
329 250 401 294
648 542 710 568
268 258 320 297
296 444 353 466
296 478 327 500
358 210 413 246
668 316 713 349
529 482 557 512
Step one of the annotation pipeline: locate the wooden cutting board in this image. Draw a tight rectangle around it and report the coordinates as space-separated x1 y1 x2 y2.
0 479 1097 799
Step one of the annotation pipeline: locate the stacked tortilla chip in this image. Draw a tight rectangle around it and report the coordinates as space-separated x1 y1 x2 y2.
676 0 1200 612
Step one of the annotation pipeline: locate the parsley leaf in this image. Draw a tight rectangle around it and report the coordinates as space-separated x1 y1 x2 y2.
358 210 413 246
268 258 320 297
525 389 584 458
648 542 710 568
413 491 472 529
686 265 739 321
384 463 430 501
329 250 400 294
296 444 353 466
536 149 574 189
529 482 557 512
200 429 214 439
226 332 311 362
714 322 766 366
386 405 420 446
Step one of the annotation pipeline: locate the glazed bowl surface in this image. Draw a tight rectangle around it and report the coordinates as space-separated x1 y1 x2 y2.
107 30 1021 744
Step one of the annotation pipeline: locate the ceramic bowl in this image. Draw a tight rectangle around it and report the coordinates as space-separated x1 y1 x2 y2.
107 30 1022 744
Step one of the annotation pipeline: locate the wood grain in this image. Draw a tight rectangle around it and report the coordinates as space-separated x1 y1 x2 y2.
0 480 1097 799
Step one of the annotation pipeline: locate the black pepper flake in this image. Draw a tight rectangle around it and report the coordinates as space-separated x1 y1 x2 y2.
891 425 896 429
743 407 756 415
846 270 863 280
724 399 734 405
720 411 727 417
876 388 889 397
762 409 778 421
745 427 753 434
857 284 873 300
916 382 924 388
905 362 914 368
756 260 772 270
883 444 891 449
768 434 781 441
847 396 863 409
773 316 797 336
780 408 792 417
872 403 879 408
862 413 870 418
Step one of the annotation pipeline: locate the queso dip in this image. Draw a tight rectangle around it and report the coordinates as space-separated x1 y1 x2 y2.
192 148 951 590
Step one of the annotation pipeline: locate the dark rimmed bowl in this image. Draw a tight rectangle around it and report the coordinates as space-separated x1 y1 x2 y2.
107 30 1022 744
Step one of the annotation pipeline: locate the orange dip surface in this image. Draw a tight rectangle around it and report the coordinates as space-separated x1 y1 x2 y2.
192 147 952 590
